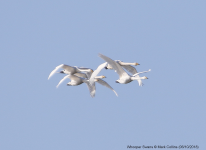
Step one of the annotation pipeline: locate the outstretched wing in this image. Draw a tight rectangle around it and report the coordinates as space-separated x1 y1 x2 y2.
137 79 143 86
137 69 151 75
133 69 151 77
82 79 96 98
89 62 107 86
48 64 64 80
96 79 118 97
122 65 137 75
85 72 93 79
56 75 70 88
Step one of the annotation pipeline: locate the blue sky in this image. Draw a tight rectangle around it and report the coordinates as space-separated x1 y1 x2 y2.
1 1 206 150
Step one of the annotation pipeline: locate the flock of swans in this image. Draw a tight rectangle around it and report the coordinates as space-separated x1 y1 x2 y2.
48 53 151 97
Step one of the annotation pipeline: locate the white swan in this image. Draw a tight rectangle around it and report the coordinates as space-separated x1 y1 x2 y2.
99 53 151 86
57 74 96 97
48 64 93 80
105 60 140 75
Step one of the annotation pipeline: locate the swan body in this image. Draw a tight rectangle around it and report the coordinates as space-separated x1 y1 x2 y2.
48 64 93 80
57 74 96 97
99 53 150 86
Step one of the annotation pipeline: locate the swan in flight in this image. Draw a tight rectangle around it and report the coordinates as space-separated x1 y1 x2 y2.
99 53 151 86
105 61 140 75
57 74 96 97
56 62 118 97
48 64 93 80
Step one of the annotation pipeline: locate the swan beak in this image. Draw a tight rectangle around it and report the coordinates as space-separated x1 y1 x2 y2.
104 67 108 69
91 70 94 72
115 81 119 83
146 77 149 79
102 76 106 78
59 71 64 73
135 63 140 65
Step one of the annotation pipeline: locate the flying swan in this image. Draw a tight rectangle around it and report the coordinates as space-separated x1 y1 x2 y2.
99 53 151 86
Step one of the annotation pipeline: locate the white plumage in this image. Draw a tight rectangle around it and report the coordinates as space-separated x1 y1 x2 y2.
99 53 150 86
48 53 151 97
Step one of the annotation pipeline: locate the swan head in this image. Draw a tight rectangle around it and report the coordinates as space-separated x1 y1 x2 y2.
105 64 113 69
67 83 71 86
94 79 99 82
59 70 65 74
101 75 106 78
95 75 106 79
115 80 119 83
135 63 140 66
143 76 148 79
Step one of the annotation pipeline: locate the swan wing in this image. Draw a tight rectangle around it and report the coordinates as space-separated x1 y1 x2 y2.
96 79 118 97
137 79 143 86
48 64 64 80
122 65 137 75
89 62 107 85
85 72 93 79
137 69 151 75
99 54 129 78
56 74 70 88
82 80 96 98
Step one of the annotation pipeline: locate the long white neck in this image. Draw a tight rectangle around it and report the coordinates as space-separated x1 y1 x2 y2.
95 76 105 79
118 61 138 66
131 76 146 80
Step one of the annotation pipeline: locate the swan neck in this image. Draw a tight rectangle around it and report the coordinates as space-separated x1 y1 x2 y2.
131 76 145 80
119 62 137 66
95 76 104 79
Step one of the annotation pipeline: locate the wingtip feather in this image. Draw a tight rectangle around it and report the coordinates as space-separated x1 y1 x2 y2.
113 90 118 97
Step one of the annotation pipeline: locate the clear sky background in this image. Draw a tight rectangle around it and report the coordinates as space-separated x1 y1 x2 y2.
1 0 206 150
